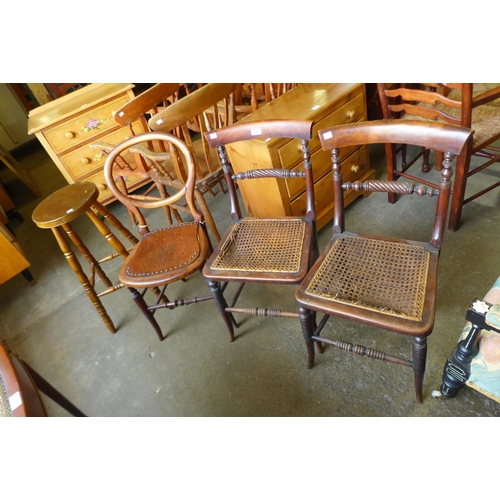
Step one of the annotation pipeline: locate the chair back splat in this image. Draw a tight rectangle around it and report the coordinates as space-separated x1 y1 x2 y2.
295 120 473 403
103 131 213 341
202 119 321 352
377 83 500 230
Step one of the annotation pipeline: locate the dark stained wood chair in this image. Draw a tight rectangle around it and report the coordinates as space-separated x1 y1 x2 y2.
377 83 500 231
295 120 473 403
103 132 213 341
202 119 320 350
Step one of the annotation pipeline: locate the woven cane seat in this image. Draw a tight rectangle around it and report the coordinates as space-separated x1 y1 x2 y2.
0 374 11 417
210 219 306 274
305 235 430 321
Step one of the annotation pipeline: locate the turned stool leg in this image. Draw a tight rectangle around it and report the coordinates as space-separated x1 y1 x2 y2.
51 225 117 333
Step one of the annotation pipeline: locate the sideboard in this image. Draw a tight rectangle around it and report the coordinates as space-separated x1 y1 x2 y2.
27 83 148 205
227 83 375 230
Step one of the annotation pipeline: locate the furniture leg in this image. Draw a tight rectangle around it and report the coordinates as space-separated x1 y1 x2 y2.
51 226 116 333
128 286 165 341
206 279 234 341
299 306 316 369
22 361 87 417
413 336 427 404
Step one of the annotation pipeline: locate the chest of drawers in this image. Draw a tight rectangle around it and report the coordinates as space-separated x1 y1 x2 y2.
27 83 148 205
227 83 375 230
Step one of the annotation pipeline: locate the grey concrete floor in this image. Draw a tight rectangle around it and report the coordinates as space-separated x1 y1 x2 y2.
1 140 500 417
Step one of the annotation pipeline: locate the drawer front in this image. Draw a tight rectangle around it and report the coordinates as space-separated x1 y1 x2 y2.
290 145 370 217
43 95 131 153
277 91 365 170
60 125 142 180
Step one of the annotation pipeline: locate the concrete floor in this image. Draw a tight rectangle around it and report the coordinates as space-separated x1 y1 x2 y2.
1 139 500 417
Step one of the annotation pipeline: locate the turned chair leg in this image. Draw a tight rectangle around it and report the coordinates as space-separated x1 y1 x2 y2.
413 336 427 404
206 279 234 341
299 306 316 369
128 287 165 341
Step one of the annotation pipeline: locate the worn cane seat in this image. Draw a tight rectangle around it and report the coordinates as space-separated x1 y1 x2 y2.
303 235 430 322
210 218 306 274
119 221 211 288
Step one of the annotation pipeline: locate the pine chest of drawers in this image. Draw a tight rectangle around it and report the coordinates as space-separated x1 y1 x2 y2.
27 83 149 205
227 83 375 230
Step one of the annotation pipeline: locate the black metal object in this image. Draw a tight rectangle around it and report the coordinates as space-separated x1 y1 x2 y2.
440 299 500 398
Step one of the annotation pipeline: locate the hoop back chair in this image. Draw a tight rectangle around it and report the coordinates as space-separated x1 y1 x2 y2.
202 119 320 348
103 132 213 341
377 83 500 231
295 120 473 403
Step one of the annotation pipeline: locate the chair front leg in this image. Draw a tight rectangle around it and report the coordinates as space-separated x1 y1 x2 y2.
206 279 234 341
412 336 427 404
128 286 165 341
299 306 316 369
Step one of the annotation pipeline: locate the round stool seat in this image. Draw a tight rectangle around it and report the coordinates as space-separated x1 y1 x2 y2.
32 182 100 229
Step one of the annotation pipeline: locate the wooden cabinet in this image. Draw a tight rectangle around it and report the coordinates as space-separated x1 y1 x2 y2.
227 83 375 230
27 83 149 205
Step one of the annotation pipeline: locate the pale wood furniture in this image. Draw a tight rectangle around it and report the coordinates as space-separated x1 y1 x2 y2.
202 120 322 352
103 132 213 341
27 83 149 205
0 222 33 285
0 338 86 417
226 83 375 230
32 182 139 333
377 83 500 231
295 120 473 403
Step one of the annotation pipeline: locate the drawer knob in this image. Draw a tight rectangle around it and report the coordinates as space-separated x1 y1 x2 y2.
351 164 360 173
65 131 75 139
81 157 91 164
96 183 107 191
346 110 355 120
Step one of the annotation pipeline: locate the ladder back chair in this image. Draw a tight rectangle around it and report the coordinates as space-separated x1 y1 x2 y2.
202 119 320 349
103 132 213 341
295 120 473 403
377 83 500 231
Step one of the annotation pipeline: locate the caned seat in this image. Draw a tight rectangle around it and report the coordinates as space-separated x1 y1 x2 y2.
202 119 320 351
295 120 473 403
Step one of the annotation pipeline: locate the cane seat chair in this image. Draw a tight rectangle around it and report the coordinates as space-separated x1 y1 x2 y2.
295 120 473 403
377 83 500 231
202 119 320 347
103 131 213 341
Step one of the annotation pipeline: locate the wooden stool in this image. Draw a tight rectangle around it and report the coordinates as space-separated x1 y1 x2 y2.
32 182 139 333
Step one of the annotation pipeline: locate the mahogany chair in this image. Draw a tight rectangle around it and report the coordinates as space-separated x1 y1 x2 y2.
103 132 213 341
202 119 320 349
295 120 473 403
377 83 500 231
